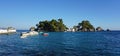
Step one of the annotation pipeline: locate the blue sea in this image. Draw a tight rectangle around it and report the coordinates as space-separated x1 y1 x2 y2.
0 30 120 56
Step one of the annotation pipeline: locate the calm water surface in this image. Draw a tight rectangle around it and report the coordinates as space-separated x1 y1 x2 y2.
0 31 120 56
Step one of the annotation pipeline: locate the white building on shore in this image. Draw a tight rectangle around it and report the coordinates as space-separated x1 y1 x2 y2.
66 28 75 32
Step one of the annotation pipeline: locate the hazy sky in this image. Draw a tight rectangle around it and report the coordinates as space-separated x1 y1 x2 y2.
0 0 120 30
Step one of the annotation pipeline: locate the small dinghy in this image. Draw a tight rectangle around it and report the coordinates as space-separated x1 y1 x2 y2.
39 32 49 36
42 33 49 36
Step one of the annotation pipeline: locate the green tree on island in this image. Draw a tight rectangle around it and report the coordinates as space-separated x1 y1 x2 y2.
75 20 95 32
36 19 68 32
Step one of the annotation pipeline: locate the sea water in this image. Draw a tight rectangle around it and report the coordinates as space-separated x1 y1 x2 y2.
0 30 120 56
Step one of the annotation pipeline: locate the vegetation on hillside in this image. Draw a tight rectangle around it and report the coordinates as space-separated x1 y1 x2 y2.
74 20 95 31
36 19 68 32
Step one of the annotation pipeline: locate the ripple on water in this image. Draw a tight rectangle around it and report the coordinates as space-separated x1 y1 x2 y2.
0 31 120 56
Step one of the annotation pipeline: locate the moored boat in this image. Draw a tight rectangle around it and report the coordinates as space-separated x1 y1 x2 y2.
20 31 38 38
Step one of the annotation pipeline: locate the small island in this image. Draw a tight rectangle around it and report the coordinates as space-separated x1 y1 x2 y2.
35 19 68 32
72 20 95 32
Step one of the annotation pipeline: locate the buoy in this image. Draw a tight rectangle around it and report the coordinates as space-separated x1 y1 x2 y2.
39 32 44 34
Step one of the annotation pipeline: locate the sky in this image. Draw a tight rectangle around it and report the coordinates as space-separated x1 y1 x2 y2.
0 0 120 30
